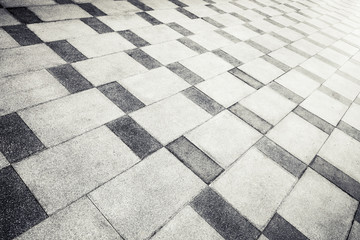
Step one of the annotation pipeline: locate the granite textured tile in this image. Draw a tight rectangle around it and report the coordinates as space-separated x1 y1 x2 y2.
177 37 208 54
166 62 203 85
6 7 42 24
118 30 150 48
166 136 223 184
0 0 54 7
92 1 140 15
89 148 205 240
0 166 48 240
137 12 163 25
213 148 296 230
229 68 264 90
278 169 357 240
16 197 122 240
19 89 124 147
126 48 163 70
175 19 216 34
29 4 91 21
3 25 42 46
130 94 211 145
267 113 328 164
81 17 114 34
0 28 19 49
72 52 147 86
186 111 261 167
119 67 190 105
0 9 20 26
167 22 193 36
78 3 106 16
46 40 87 63
0 153 9 170
300 56 337 79
152 206 224 240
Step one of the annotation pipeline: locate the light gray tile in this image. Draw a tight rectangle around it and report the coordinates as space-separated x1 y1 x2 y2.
221 42 264 63
0 28 19 49
29 4 91 21
132 25 183 44
98 15 151 31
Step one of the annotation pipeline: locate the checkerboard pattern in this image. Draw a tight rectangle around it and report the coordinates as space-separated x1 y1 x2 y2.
1 0 360 239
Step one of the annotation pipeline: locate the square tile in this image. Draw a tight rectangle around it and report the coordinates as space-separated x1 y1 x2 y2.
180 52 233 80
141 40 197 65
46 40 87 63
290 38 322 56
132 24 183 44
119 67 190 105
323 74 360 101
222 25 259 40
213 148 296 230
0 166 47 240
275 68 320 98
318 129 360 183
300 90 348 126
28 20 97 42
188 31 233 51
269 47 307 68
250 34 287 51
0 0 54 7
19 89 124 147
0 70 68 116
240 86 296 125
175 18 217 34
72 52 147 86
92 0 140 15
209 13 244 27
278 169 357 240
238 58 284 84
130 94 211 145
0 44 65 78
29 4 91 21
5 7 41 24
340 61 360 80
0 9 20 26
152 206 224 240
186 111 262 167
342 102 360 131
16 197 122 240
14 126 139 214
221 42 264 63
98 14 151 31
68 32 134 58
147 9 190 23
318 48 350 66
300 57 337 81
89 148 205 240
184 6 218 17
196 72 255 107
267 113 328 164
273 28 304 41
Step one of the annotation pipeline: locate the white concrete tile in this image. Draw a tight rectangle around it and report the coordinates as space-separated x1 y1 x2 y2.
19 89 124 147
130 94 211 145
175 19 217 34
141 0 178 9
340 61 360 80
14 127 139 214
132 25 183 44
291 38 322 56
222 25 259 40
93 0 140 15
29 4 91 21
185 111 262 167
221 42 264 63
213 148 296 230
0 152 9 170
273 28 304 41
147 9 190 23
300 56 337 79
251 34 287 51
0 9 20 26
188 31 233 51
349 221 360 240
279 169 357 240
209 13 244 27
318 48 350 66
0 0 54 7
267 113 328 164
98 14 151 31
269 47 307 68
323 74 360 101
89 148 205 240
184 6 219 17
0 28 20 49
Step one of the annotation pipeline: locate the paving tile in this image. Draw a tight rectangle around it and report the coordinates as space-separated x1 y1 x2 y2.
78 3 106 16
119 67 189 105
300 56 337 79
278 169 357 240
0 44 65 78
130 94 211 145
191 187 261 240
166 62 203 85
92 1 140 15
19 89 124 147
0 9 20 26
182 86 224 116
72 52 147 86
29 4 91 21
250 33 287 51
98 81 145 114
132 24 183 44
177 37 208 54
300 90 348 126
342 103 360 131
89 148 205 240
0 152 9 170
222 24 259 40
137 12 163 25
126 48 163 70
293 106 334 135
15 126 139 214
152 206 224 240
175 19 216 34
47 64 93 94
196 72 255 107
221 42 264 63
118 30 150 48
318 47 350 66
3 25 42 46
0 0 54 7
80 17 113 34
269 47 307 68
187 30 233 51
106 116 162 159
268 82 304 104
0 166 47 240
0 70 68 116
340 61 360 81
167 22 193 36
148 9 190 23
176 7 199 19
263 213 309 240
240 86 296 125
291 38 322 56
184 6 218 17
16 197 122 240
273 28 304 42
98 14 151 31
142 40 197 65
179 52 233 80
267 113 328 164
229 68 264 90
186 110 261 167
166 136 223 184
209 13 244 27
68 32 134 58
141 0 178 10
323 73 360 101
212 49 243 67
128 0 153 11
213 148 296 230
310 156 360 201
46 40 87 63
6 7 42 24
28 20 97 42
0 28 19 49
275 68 320 98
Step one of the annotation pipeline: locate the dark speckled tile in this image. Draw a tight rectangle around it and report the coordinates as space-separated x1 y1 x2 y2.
191 187 261 240
168 0 187 7
78 3 106 17
3 25 42 46
128 0 153 11
0 113 45 163
7 7 42 24
54 0 73 4
176 7 198 19
81 17 113 34
229 68 264 90
118 30 150 47
0 166 47 240
167 22 193 36
137 12 162 25
126 48 162 69
46 40 87 63
107 115 162 159
166 62 204 85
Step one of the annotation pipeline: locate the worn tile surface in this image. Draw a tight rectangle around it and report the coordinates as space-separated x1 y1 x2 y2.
1 0 360 239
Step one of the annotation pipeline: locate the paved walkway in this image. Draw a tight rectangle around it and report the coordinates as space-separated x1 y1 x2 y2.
1 0 360 239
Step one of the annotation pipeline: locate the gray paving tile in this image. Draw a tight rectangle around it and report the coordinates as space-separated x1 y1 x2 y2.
229 68 264 90
126 48 162 70
167 22 193 36
81 17 113 34
166 62 204 85
269 82 304 104
78 3 107 16
137 12 163 25
46 40 87 63
177 37 208 54
118 30 150 48
3 25 42 46
293 106 334 134
7 7 42 24
212 49 243 67
176 7 199 19
337 121 360 142
128 0 153 11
